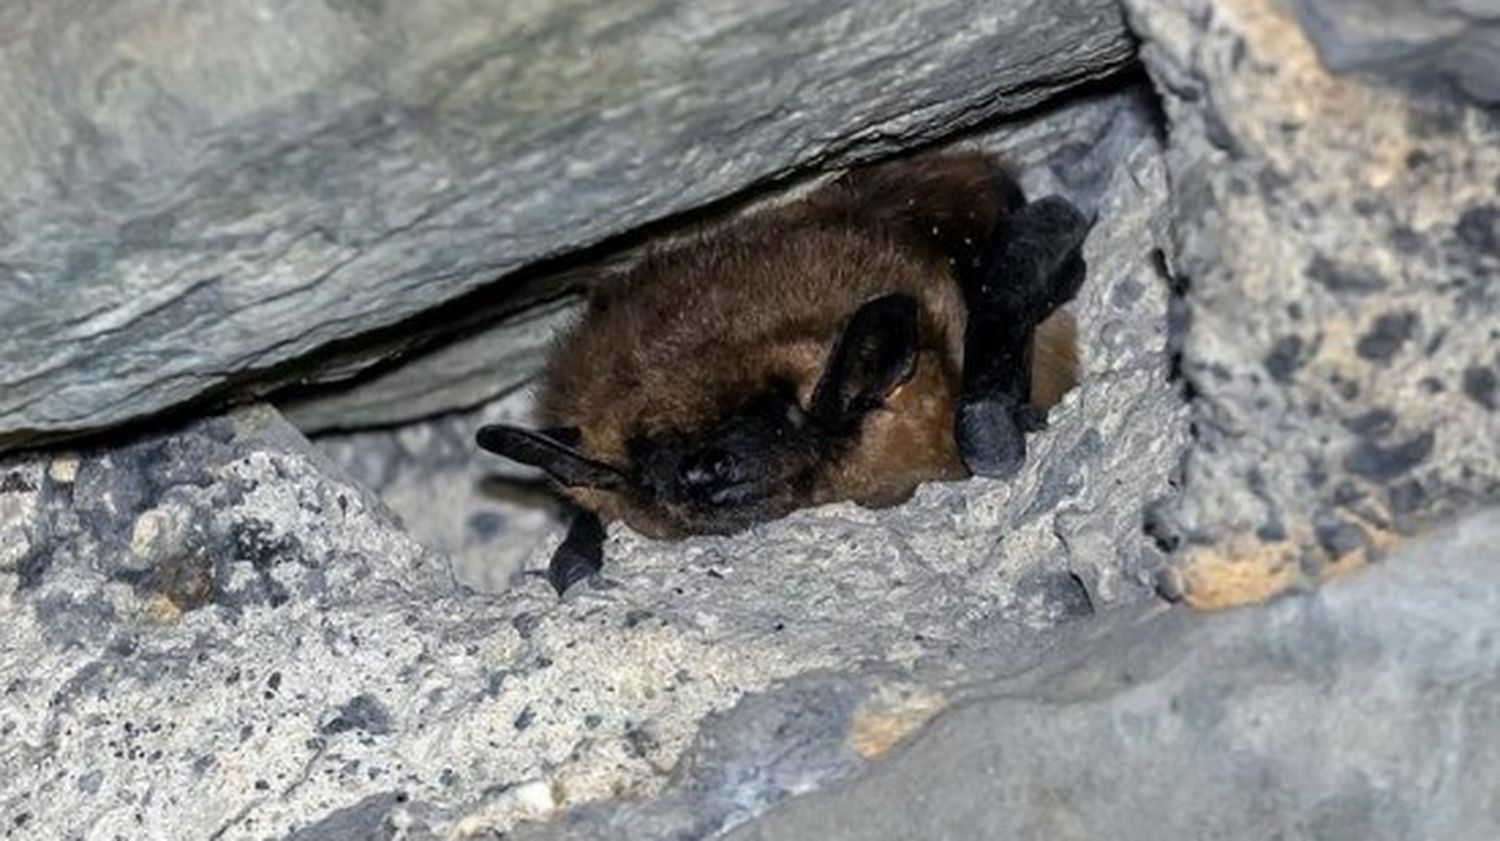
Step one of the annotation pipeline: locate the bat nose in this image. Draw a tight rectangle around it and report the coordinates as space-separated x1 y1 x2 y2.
680 449 740 491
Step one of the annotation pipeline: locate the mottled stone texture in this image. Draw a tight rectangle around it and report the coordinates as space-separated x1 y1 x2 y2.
0 0 1133 449
0 85 1185 838
728 508 1500 841
1120 0 1500 605
1291 0 1500 104
0 405 940 838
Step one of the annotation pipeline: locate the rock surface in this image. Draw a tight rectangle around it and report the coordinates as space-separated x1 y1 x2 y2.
0 81 1185 838
1120 0 1500 606
283 295 583 434
0 0 1134 449
727 507 1500 840
316 386 557 595
1 404 933 838
1291 0 1500 104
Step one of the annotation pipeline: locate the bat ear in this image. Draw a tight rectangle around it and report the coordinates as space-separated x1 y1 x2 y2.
475 425 626 490
811 293 920 426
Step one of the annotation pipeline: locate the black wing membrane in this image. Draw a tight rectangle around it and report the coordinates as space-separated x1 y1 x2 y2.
957 196 1092 478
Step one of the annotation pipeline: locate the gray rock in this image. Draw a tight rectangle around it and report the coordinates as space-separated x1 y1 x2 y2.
282 295 583 434
727 507 1500 841
509 673 880 841
281 792 410 841
0 0 1134 449
1291 0 1500 104
315 385 559 594
1120 0 1500 606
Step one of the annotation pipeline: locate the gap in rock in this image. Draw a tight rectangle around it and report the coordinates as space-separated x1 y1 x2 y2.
300 67 1191 598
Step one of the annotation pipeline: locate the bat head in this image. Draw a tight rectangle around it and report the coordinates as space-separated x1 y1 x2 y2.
477 294 923 538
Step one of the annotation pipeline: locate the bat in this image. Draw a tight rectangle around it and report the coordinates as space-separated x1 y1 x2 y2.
477 151 1091 593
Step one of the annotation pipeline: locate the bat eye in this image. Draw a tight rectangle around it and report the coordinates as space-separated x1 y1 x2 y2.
763 378 803 421
783 401 805 431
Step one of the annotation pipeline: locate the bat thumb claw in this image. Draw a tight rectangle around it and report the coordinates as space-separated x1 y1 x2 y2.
548 549 602 596
957 399 1028 479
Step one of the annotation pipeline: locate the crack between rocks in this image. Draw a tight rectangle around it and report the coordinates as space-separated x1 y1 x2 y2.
1050 515 1075 563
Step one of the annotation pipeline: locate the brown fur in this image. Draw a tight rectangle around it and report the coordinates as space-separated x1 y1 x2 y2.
539 151 1079 538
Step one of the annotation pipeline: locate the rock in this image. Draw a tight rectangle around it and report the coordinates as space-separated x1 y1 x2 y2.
725 507 1500 840
1120 0 1500 605
283 295 583 434
315 386 558 594
0 0 1135 450
0 79 1184 837
505 673 889 841
1289 0 1500 104
2 404 924 838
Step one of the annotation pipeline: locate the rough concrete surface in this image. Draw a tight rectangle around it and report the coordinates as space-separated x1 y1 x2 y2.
0 0 1134 448
729 507 1500 841
0 81 1184 838
1 405 923 839
1121 0 1500 605
316 387 556 595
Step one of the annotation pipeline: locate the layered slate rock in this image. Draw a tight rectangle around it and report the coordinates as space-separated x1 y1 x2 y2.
283 295 583 434
727 508 1500 840
1119 0 1500 606
0 84 1185 837
0 0 1134 449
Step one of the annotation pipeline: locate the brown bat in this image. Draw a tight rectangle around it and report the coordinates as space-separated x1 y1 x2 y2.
478 150 1091 593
